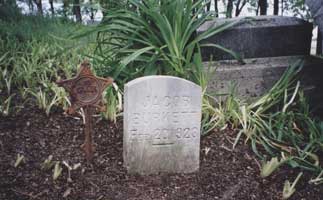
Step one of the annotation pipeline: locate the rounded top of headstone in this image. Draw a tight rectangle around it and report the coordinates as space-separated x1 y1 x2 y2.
126 75 201 89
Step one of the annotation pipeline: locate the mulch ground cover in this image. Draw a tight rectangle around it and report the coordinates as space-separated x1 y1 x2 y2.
1 105 322 200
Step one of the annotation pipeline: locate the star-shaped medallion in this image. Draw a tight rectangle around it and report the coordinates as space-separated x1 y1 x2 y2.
56 60 114 114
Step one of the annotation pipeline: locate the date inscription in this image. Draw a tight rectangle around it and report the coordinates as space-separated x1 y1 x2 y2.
129 127 199 145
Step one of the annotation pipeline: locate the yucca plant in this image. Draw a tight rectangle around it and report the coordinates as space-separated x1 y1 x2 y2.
89 0 243 85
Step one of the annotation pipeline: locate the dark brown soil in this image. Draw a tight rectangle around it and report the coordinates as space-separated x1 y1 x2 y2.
0 105 322 200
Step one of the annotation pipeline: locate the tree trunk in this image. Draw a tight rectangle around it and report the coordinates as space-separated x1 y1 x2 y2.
73 0 82 22
27 0 34 13
235 0 247 17
206 0 211 12
89 0 94 21
281 0 284 15
226 0 233 18
259 0 267 15
235 0 241 16
63 0 68 18
274 0 279 15
214 0 218 17
256 4 259 15
317 29 322 55
33 0 43 15
49 0 54 16
100 0 108 17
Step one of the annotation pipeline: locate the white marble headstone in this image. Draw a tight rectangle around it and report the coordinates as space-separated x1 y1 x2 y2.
123 76 202 174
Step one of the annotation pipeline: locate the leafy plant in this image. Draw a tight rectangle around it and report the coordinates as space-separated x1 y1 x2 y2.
283 172 303 199
41 155 55 170
309 170 323 185
14 153 25 168
102 83 122 122
0 94 15 116
53 161 63 181
62 161 81 182
90 0 243 84
1 62 14 95
261 156 288 178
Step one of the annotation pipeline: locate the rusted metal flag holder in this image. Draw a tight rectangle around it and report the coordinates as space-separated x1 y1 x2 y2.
56 61 113 161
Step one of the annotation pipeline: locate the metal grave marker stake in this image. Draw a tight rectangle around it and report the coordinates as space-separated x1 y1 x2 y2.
56 61 113 161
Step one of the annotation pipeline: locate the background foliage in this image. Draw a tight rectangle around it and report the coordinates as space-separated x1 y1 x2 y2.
0 0 322 198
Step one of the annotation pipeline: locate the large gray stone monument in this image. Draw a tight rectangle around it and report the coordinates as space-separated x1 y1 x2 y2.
124 76 202 174
198 16 313 60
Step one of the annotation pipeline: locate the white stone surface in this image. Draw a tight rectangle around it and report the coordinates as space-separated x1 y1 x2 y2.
123 76 202 174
